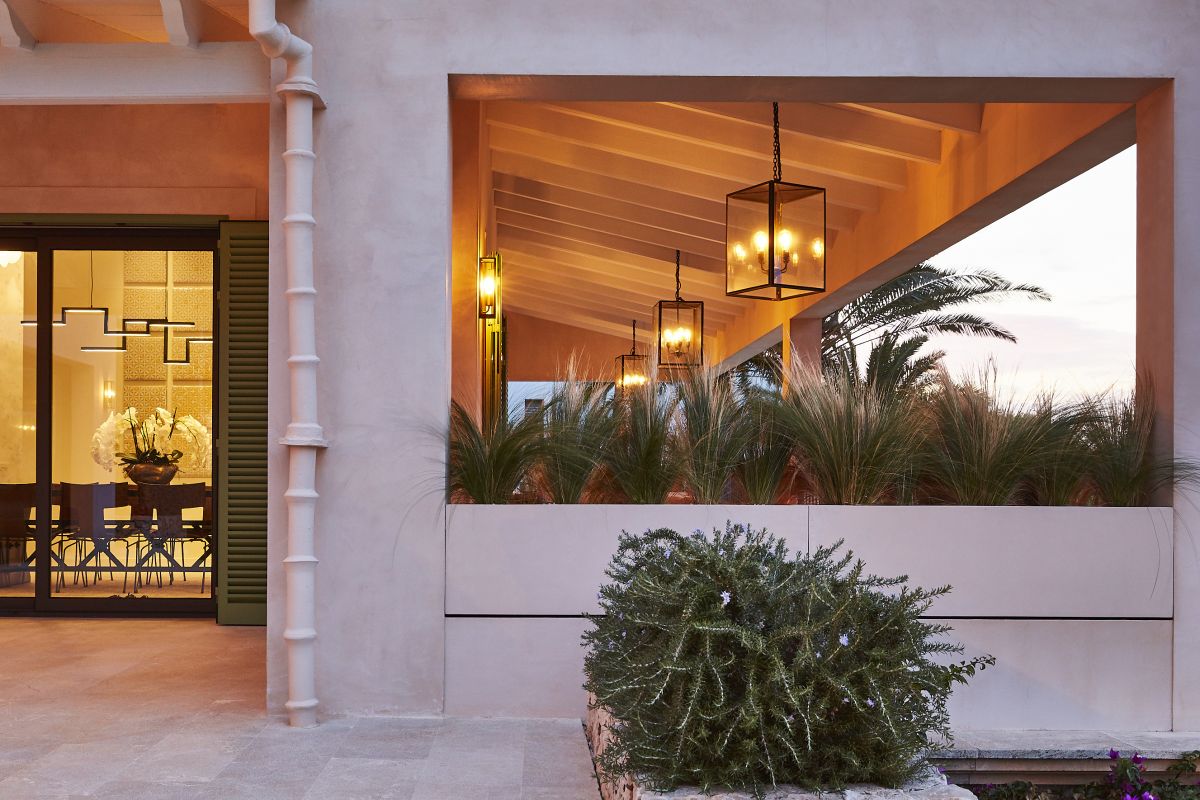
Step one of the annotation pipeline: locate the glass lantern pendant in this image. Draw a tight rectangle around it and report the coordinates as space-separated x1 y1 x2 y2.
726 102 827 300
656 249 704 372
614 319 649 391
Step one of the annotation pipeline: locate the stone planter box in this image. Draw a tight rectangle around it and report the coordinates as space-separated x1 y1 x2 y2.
445 505 1174 730
584 695 977 800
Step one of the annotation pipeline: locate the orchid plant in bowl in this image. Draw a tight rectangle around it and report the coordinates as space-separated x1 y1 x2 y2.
92 407 211 484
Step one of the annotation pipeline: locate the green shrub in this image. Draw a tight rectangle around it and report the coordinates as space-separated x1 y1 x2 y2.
447 400 545 504
603 379 682 504
538 363 615 503
677 368 753 503
584 524 991 796
778 365 920 504
736 396 796 504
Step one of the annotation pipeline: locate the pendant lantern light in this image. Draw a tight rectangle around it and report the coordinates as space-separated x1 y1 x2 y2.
614 319 649 391
656 249 704 372
726 102 827 300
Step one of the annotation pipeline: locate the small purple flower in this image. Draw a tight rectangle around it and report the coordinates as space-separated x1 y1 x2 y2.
720 590 731 607
1124 794 1136 800
839 633 850 647
842 697 850 704
1132 753 1146 766
1109 749 1121 760
866 698 876 708
815 651 822 659
663 547 672 559
1141 792 1156 800
936 767 946 775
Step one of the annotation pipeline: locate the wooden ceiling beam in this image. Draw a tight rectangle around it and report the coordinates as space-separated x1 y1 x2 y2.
487 111 881 212
840 102 984 134
668 101 943 164
506 257 740 323
496 207 726 273
536 101 911 187
494 189 726 262
505 300 643 341
490 153 860 231
497 226 724 291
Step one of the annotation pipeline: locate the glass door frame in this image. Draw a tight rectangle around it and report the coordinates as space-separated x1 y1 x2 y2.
0 224 220 616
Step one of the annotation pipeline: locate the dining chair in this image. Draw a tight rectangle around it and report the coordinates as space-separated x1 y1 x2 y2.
136 483 209 593
0 483 36 590
58 483 132 593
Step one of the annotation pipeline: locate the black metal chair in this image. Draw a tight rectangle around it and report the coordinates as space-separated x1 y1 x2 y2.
0 483 36 590
134 483 211 593
58 483 132 593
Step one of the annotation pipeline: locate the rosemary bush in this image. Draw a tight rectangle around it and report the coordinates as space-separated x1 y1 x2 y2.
584 524 992 796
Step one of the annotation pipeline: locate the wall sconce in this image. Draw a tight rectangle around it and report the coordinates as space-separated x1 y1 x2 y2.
478 253 500 319
727 102 827 301
101 380 116 410
656 250 704 372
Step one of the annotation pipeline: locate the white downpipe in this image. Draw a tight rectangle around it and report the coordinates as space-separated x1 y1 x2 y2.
248 0 327 728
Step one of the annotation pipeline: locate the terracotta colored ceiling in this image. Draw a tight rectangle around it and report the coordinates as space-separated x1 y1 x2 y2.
5 0 250 42
490 101 983 340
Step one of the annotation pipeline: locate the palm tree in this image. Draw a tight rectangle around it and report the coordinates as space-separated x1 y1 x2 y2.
735 263 1049 395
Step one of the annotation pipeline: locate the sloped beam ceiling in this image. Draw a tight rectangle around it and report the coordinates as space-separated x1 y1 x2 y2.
4 0 141 42
2 0 250 43
840 102 984 134
0 0 34 48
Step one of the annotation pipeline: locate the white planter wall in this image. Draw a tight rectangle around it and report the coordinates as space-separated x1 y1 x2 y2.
444 505 1173 729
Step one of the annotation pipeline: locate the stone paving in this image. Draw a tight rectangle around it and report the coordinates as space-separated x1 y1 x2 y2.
0 619 599 799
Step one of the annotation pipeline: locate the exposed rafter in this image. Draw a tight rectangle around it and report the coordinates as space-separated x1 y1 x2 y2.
0 0 35 49
840 102 984 134
161 0 204 47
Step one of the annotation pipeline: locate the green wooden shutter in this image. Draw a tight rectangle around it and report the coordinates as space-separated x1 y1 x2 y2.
217 220 269 625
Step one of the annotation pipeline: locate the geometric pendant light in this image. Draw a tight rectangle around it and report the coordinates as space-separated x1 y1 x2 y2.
726 102 827 301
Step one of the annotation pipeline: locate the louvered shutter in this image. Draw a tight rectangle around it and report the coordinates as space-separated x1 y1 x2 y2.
217 220 269 625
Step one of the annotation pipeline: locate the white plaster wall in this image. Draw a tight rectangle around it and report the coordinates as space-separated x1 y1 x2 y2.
447 505 1172 618
267 0 1200 721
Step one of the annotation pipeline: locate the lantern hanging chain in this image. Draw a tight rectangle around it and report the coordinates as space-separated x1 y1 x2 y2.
630 319 638 356
772 101 782 182
674 249 682 302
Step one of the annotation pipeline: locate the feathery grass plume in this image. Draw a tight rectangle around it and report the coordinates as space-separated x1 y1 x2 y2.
920 366 1059 505
1083 380 1199 506
603 375 682 504
777 362 920 504
584 524 992 796
676 367 753 503
448 399 546 504
736 394 796 504
1027 393 1095 506
537 358 616 503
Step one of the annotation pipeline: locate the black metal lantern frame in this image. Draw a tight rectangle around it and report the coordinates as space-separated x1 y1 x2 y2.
656 249 704 372
726 102 827 301
615 319 649 390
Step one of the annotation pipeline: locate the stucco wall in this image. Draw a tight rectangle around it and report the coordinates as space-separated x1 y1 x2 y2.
0 104 268 218
266 0 1200 724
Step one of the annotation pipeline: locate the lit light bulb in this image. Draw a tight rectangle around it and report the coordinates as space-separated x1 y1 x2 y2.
752 230 769 253
0 251 21 268
811 238 825 259
777 229 793 251
479 275 496 296
732 242 747 262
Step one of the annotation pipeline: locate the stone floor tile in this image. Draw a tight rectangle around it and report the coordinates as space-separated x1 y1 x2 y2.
302 757 421 799
120 731 254 783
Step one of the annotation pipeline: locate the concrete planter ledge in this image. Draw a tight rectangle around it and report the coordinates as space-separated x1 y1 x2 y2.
586 699 977 800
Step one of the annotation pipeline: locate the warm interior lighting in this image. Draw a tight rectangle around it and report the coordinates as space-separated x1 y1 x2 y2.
615 319 649 391
478 254 500 319
0 251 23 268
811 237 825 259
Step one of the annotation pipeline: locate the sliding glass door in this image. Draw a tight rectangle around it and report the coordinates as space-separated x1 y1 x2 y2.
0 229 218 614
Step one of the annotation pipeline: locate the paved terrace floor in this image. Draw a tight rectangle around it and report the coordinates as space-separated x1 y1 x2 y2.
0 619 599 799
